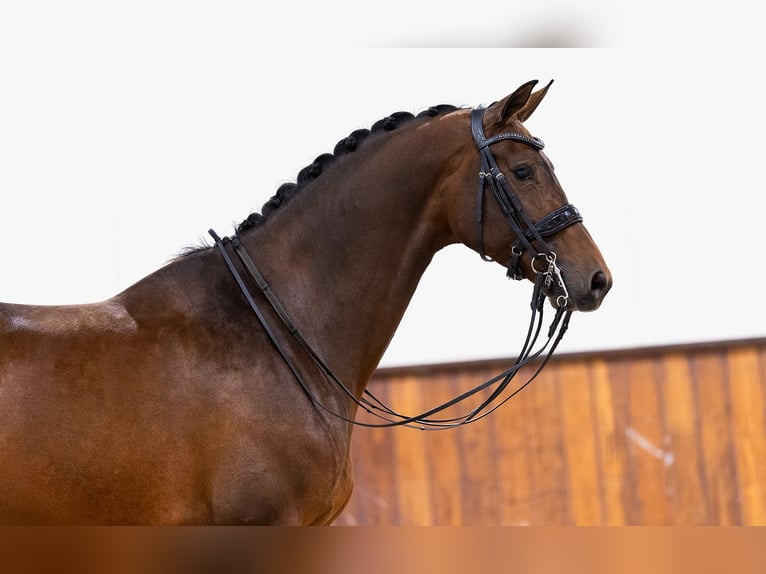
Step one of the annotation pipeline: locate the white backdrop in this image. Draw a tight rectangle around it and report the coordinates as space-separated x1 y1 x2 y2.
1 4 764 366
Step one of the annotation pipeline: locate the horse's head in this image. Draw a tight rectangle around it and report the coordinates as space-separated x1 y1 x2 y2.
444 80 612 312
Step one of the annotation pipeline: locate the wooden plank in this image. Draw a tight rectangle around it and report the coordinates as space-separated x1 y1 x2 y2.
558 360 603 524
727 347 766 525
691 351 742 525
491 366 535 525
590 358 629 525
453 368 502 525
522 364 571 524
625 357 672 524
422 373 464 526
660 353 709 524
390 376 434 525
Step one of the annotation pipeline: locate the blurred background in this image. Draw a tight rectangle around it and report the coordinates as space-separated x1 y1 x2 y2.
1 7 763 365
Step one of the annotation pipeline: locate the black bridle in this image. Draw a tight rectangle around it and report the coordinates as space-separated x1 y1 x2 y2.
471 105 582 296
208 106 584 430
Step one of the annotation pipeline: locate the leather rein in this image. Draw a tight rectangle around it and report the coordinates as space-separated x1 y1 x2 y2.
209 106 583 430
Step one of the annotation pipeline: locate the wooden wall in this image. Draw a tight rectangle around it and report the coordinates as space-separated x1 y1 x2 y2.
334 338 766 525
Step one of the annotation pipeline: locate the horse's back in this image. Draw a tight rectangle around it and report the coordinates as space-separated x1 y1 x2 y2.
0 299 142 402
0 299 143 402
0 299 138 338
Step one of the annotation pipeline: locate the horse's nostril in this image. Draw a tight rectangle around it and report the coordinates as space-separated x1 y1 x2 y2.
591 270 609 293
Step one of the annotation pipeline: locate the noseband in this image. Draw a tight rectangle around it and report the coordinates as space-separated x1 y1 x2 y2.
471 106 582 307
208 106 583 430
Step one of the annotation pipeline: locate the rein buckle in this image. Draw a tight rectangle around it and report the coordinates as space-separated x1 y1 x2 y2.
506 246 524 280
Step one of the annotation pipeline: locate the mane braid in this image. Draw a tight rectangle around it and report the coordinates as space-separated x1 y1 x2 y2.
179 103 460 256
233 104 460 234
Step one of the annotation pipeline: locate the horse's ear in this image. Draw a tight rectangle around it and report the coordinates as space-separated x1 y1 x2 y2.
489 79 554 126
514 79 553 122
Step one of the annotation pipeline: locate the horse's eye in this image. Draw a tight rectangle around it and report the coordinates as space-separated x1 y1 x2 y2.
513 166 533 180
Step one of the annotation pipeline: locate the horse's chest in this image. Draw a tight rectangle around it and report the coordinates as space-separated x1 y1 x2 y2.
209 425 354 525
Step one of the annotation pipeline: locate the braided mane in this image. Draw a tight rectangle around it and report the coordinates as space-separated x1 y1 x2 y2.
235 104 459 234
178 103 460 256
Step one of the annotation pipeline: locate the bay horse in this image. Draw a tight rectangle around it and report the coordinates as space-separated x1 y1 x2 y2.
0 80 611 525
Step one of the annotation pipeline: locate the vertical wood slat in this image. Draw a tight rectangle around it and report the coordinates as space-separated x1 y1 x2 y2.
590 358 628 525
692 352 741 525
424 374 464 526
558 362 602 525
453 379 501 525
727 347 766 525
660 353 708 524
337 339 766 525
524 363 571 525
390 376 433 525
489 367 533 526
625 357 670 525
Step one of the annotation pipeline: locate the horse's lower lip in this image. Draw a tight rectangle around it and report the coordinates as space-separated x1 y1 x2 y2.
568 295 602 312
549 292 605 312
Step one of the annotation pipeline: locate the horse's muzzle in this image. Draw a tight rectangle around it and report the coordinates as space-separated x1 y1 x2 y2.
563 267 612 312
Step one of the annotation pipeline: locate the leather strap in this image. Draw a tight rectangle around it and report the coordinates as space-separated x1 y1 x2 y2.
470 106 583 280
511 204 583 252
204 100 577 429
209 226 573 430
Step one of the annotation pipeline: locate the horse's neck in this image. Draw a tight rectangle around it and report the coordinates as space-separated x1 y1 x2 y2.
239 124 460 396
